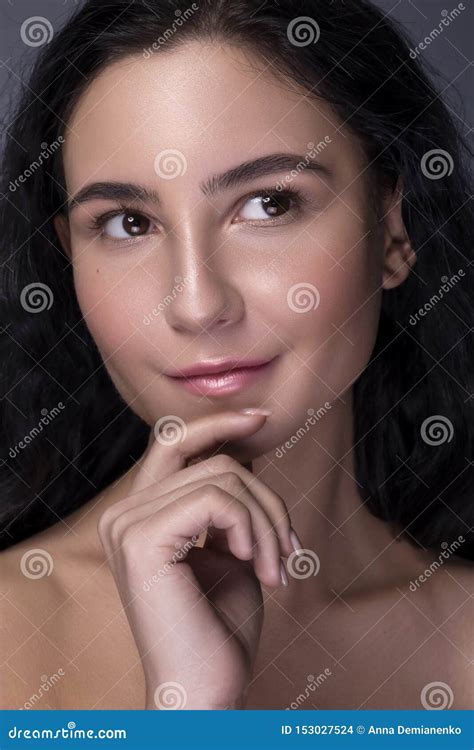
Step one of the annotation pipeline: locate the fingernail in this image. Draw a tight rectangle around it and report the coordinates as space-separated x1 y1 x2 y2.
239 408 272 416
280 560 289 586
290 527 305 557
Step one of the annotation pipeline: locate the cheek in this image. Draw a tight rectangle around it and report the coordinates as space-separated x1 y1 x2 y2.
72 263 158 372
271 219 383 394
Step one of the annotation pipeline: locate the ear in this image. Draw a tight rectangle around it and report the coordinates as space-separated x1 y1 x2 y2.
53 213 71 260
380 176 417 290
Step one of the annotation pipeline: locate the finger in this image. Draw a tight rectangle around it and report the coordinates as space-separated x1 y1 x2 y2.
115 489 258 642
111 450 293 558
188 459 293 558
131 411 268 494
204 459 252 554
115 476 283 586
201 478 282 585
129 457 294 559
172 486 282 588
124 487 252 574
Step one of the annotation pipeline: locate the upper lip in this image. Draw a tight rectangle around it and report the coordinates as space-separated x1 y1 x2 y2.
164 356 275 378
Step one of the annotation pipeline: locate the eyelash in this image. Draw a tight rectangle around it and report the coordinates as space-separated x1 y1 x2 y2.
87 186 311 244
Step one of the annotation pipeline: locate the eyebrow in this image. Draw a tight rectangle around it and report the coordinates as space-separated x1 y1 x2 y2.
66 152 331 213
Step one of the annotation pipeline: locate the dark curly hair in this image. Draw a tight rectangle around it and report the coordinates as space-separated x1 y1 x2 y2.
0 0 472 557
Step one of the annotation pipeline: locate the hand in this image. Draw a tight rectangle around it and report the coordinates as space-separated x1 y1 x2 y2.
97 410 296 710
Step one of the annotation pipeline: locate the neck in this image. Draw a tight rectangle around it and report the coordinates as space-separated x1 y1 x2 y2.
252 389 431 603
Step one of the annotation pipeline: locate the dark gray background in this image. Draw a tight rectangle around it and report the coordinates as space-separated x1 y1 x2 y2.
0 0 472 152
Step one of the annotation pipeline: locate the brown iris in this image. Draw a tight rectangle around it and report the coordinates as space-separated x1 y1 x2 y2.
259 192 292 217
123 212 150 235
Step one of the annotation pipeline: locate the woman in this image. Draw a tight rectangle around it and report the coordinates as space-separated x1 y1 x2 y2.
0 0 472 711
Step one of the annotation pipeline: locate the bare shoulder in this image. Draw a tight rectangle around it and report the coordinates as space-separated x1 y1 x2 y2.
0 527 74 709
0 490 144 710
438 555 473 645
399 555 474 709
427 554 473 631
341 553 474 709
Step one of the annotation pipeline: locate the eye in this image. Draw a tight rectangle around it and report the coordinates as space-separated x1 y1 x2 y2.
236 190 301 223
99 211 155 240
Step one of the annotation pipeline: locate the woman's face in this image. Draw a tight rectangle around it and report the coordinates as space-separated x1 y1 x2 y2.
55 42 412 456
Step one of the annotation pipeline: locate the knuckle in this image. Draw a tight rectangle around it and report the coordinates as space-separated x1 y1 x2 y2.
108 514 128 546
278 507 292 531
97 507 115 540
219 471 245 495
238 502 252 524
121 525 143 553
267 494 291 530
200 483 224 503
258 527 279 549
207 454 235 473
271 511 291 541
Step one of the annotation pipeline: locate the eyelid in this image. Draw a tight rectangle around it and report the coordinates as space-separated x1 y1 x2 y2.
86 203 159 241
87 184 316 243
231 185 314 224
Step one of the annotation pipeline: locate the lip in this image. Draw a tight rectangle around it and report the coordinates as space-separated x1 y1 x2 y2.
164 356 275 378
164 356 278 397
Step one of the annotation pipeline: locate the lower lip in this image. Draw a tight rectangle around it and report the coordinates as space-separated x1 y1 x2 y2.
166 359 277 397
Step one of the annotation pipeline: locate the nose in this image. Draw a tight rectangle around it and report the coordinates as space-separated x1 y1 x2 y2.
163 261 244 335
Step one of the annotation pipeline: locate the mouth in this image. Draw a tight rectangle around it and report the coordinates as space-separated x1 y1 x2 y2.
164 356 278 397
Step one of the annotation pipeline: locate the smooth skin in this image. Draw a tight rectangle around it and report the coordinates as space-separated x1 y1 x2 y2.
1 42 472 710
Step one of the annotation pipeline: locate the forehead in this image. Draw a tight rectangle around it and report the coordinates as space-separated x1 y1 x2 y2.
62 42 366 194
